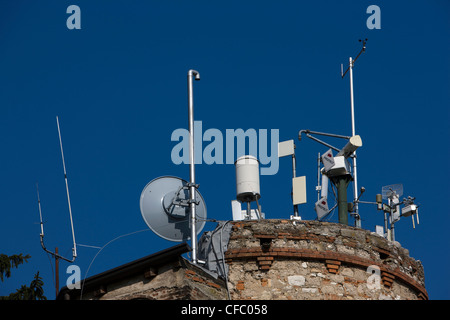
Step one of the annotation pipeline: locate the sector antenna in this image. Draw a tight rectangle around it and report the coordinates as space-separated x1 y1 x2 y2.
139 176 207 242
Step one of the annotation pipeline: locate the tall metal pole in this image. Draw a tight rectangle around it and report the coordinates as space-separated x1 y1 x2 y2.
56 116 77 259
187 69 200 264
317 153 321 202
55 247 59 297
348 57 361 228
292 153 299 217
335 176 350 225
342 40 366 228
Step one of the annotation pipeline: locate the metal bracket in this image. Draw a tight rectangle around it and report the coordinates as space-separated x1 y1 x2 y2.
170 184 200 207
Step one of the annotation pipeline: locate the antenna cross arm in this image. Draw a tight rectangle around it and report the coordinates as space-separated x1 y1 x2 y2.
39 234 76 263
298 129 351 141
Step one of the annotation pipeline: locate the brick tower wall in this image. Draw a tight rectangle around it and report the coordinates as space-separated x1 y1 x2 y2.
225 220 427 300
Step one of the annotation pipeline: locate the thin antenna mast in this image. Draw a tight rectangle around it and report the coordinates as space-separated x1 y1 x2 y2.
340 39 367 228
36 116 77 263
187 70 200 264
56 116 77 259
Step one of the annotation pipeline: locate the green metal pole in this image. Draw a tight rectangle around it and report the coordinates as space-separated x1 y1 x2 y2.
335 177 350 225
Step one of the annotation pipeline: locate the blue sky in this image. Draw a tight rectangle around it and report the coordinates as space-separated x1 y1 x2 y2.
0 1 448 300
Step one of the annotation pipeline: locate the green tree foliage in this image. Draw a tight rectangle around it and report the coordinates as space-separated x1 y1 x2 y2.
3 272 46 300
0 253 46 300
0 253 31 281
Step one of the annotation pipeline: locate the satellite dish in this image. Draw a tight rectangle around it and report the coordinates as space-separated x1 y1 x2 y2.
382 184 403 200
140 176 207 242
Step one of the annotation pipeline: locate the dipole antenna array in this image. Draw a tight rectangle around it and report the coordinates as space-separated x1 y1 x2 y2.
340 39 367 228
37 116 77 263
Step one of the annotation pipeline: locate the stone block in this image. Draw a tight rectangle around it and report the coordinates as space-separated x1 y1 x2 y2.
340 228 366 243
321 285 335 294
288 275 305 287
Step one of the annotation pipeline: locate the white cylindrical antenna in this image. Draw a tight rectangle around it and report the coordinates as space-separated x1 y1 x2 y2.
235 155 261 203
187 70 200 264
321 172 329 199
56 116 77 259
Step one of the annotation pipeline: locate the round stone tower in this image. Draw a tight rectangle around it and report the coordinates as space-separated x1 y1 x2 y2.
224 219 427 300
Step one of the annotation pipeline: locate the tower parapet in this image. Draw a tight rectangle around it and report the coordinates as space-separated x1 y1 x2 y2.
225 219 427 300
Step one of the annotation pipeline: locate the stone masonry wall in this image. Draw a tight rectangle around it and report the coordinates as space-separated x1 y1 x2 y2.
79 259 228 300
225 219 427 300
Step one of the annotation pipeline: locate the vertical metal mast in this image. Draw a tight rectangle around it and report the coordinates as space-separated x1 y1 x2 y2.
349 57 360 228
37 116 77 264
341 39 367 228
56 116 77 259
187 69 200 264
292 152 299 217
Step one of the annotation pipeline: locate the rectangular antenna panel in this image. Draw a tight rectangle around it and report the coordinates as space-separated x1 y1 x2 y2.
401 204 417 217
278 140 295 158
231 200 242 220
315 196 329 220
375 225 384 237
231 200 264 220
321 149 335 172
292 176 307 205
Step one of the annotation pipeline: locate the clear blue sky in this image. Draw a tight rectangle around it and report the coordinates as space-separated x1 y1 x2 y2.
0 0 448 300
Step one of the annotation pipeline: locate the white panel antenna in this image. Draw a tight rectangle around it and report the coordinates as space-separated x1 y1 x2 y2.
278 139 302 218
321 149 335 172
292 176 307 205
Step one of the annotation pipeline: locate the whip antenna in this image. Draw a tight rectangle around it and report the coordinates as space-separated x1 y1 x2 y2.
37 116 77 263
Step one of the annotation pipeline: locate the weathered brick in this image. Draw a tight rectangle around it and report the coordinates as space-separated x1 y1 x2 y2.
257 256 274 261
236 281 245 291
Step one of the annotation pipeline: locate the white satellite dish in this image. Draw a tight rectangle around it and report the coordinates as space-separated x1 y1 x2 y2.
139 176 207 242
